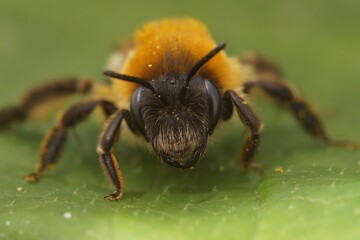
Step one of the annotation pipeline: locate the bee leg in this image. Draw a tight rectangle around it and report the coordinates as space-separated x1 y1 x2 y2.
223 90 264 174
0 106 27 130
97 110 130 201
24 100 117 182
0 77 93 129
242 53 357 150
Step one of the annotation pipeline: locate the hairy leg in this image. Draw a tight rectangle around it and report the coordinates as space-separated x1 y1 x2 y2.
223 90 264 173
96 110 132 201
242 52 357 149
0 77 93 129
24 100 117 182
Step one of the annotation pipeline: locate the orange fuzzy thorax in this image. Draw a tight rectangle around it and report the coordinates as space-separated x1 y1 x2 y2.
111 18 242 105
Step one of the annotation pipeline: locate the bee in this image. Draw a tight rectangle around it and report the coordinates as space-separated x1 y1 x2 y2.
0 18 356 201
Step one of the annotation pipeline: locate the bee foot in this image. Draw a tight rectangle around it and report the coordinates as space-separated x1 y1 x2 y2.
24 173 39 183
326 139 358 150
104 192 123 201
244 163 264 175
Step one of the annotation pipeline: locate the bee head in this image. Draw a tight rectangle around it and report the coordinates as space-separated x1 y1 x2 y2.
104 43 225 169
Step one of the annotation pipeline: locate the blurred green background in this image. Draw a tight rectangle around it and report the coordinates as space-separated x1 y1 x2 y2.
0 0 360 239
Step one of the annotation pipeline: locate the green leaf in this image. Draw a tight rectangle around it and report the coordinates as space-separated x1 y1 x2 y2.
1 1 359 239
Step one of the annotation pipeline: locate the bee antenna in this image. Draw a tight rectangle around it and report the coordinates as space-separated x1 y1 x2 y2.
103 70 156 93
181 43 226 100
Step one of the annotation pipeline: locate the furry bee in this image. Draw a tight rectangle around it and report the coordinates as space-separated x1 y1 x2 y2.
0 18 355 201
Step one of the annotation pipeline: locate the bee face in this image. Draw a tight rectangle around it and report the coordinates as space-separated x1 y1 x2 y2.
108 42 226 169
108 43 226 170
133 75 213 169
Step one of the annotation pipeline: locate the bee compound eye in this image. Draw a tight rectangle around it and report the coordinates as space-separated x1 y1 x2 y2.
130 87 148 140
204 80 221 135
